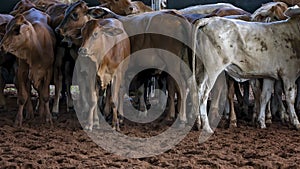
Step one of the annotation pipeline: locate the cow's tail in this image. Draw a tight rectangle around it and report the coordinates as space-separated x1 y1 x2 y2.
191 17 210 81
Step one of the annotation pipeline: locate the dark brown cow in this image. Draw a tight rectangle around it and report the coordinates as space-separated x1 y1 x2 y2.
0 8 56 127
0 14 15 111
45 3 75 115
10 0 37 16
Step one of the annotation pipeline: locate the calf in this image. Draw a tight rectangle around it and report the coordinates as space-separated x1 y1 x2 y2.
77 18 130 131
0 8 56 126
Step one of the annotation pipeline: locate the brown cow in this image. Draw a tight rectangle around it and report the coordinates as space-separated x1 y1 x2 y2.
0 8 56 127
77 18 130 131
56 2 197 131
98 0 134 15
131 1 153 14
252 2 288 22
10 0 38 16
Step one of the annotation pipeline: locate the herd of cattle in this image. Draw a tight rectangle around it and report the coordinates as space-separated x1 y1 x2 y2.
0 0 300 134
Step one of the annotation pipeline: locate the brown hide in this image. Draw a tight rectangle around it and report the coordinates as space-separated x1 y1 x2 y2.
98 0 133 15
0 8 56 126
252 2 288 22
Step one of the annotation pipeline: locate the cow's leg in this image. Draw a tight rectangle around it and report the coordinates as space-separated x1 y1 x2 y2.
227 77 237 128
266 100 272 124
41 70 53 125
104 85 112 117
257 79 274 129
111 72 124 131
15 62 31 127
209 72 227 127
282 79 300 129
234 81 243 107
158 74 167 111
197 72 214 133
138 83 147 117
274 80 288 123
166 75 176 121
52 47 64 116
250 79 261 126
0 70 7 111
84 81 98 131
242 81 250 116
64 60 74 113
295 78 300 113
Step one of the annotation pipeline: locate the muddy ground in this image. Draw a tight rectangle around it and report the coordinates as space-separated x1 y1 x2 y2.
0 95 300 169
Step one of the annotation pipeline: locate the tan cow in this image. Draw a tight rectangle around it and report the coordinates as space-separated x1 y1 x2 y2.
76 18 130 131
0 8 56 127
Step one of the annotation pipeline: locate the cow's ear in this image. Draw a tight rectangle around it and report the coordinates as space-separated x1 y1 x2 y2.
0 23 7 33
88 8 106 18
102 27 123 36
80 1 89 14
15 14 26 24
19 23 31 34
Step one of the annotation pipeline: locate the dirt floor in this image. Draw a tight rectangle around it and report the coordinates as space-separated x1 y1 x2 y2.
1 95 300 169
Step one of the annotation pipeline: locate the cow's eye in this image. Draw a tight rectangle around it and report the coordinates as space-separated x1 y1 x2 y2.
71 12 79 20
93 32 98 38
13 26 20 35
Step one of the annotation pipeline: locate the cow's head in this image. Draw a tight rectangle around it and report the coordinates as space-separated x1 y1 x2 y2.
10 0 36 16
98 0 134 15
34 0 61 11
56 1 89 45
79 19 126 89
56 0 116 47
79 18 124 56
252 2 288 22
0 14 34 60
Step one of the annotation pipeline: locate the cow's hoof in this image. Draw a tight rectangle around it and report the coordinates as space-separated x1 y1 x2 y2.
258 121 266 129
266 119 272 124
112 125 120 131
202 126 214 134
93 123 100 129
178 122 185 129
51 112 59 120
13 121 22 128
295 123 300 130
84 125 93 132
25 112 34 120
229 121 237 128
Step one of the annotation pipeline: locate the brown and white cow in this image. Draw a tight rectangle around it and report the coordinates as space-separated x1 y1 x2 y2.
0 8 56 127
192 10 300 133
76 18 130 131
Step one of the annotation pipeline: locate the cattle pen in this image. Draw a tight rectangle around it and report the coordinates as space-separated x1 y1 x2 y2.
0 0 300 168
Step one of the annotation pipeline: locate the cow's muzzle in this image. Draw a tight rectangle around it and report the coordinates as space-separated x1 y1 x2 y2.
78 47 88 57
55 27 63 36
